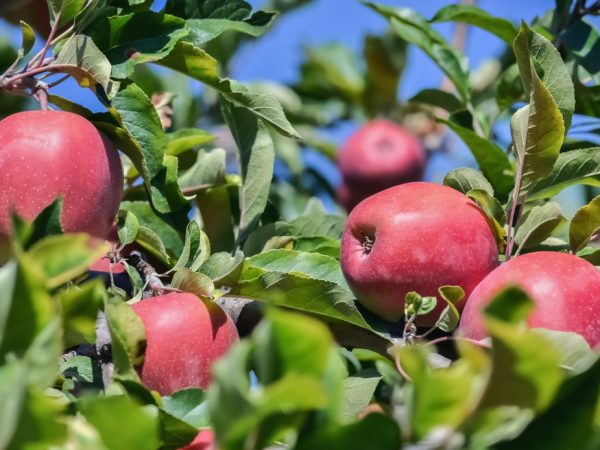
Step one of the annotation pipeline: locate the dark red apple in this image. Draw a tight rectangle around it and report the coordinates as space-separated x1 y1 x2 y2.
179 429 215 450
337 120 426 211
132 293 239 395
0 111 123 240
340 182 499 325
459 252 600 347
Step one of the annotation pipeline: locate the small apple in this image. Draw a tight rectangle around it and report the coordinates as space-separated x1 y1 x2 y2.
132 293 239 395
337 120 426 210
0 111 123 241
340 182 499 325
459 251 600 347
179 429 215 450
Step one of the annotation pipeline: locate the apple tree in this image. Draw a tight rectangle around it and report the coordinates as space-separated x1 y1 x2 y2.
0 1 599 449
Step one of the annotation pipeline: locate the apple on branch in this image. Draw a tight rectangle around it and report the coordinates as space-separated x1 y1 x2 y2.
340 182 499 325
337 120 426 211
460 251 600 347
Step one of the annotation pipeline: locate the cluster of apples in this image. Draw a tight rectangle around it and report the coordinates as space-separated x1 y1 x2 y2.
0 111 239 406
338 121 600 347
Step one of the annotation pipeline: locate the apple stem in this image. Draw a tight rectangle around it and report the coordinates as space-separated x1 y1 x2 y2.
393 351 413 382
504 157 526 260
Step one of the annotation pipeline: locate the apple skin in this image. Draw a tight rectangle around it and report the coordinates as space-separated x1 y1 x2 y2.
340 182 499 325
337 120 426 211
0 111 123 240
179 430 215 450
132 293 239 395
459 252 600 347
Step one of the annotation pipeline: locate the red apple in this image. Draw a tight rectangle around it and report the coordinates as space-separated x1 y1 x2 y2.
340 182 499 324
337 120 426 211
179 429 215 450
459 252 600 347
132 293 239 395
0 111 123 240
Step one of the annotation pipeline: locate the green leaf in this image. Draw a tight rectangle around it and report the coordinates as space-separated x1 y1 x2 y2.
363 32 406 116
561 19 600 77
135 226 171 266
569 195 600 252
171 220 202 272
510 68 565 199
161 388 209 429
185 16 276 46
196 187 235 253
443 167 494 196
159 389 207 448
232 270 372 331
171 269 214 298
28 234 110 289
496 64 524 111
13 197 64 250
513 22 575 131
59 280 106 347
296 413 401 450
497 357 600 450
529 147 600 200
179 149 229 195
293 236 341 259
441 120 513 199
157 42 300 139
164 0 253 19
466 189 506 224
91 12 187 80
117 210 140 246
48 0 87 26
245 249 348 289
483 285 534 325
78 396 160 450
53 34 112 90
434 285 464 332
109 83 188 214
514 202 565 254
17 20 35 60
221 99 275 241
165 128 216 156
199 250 244 285
0 256 54 364
532 329 596 373
365 3 470 103
208 309 345 450
104 297 146 380
480 288 563 412
431 4 518 44
409 88 464 113
399 345 487 440
297 43 365 103
341 370 382 422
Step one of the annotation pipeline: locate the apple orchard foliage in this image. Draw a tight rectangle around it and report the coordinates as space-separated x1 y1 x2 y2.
1 1 600 449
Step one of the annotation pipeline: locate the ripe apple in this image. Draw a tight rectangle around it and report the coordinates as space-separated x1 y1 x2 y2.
459 251 600 347
0 111 123 241
337 120 426 211
340 182 499 325
132 293 239 395
179 430 215 450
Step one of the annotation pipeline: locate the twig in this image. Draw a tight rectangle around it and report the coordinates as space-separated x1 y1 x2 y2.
33 10 62 70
